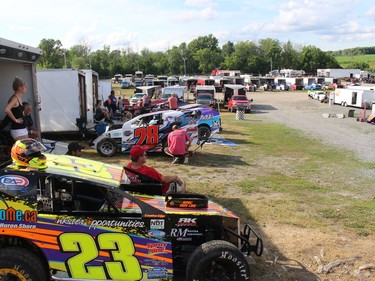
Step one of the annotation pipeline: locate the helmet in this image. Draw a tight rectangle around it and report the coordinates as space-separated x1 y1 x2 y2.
11 138 47 169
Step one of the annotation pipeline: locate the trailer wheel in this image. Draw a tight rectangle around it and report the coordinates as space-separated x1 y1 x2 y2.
186 240 250 281
97 138 118 157
0 247 48 281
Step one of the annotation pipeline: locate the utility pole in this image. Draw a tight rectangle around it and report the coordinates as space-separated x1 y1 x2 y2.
180 49 187 76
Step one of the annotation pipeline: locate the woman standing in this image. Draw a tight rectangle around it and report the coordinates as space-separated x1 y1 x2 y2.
4 77 28 141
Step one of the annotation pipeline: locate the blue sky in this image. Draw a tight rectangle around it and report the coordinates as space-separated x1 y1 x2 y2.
1 0 375 52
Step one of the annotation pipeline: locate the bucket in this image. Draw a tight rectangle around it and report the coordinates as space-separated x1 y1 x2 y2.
348 109 355 118
95 123 108 135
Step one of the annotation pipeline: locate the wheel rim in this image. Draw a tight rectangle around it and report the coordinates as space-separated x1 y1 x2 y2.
100 141 115 156
0 268 28 281
200 260 241 281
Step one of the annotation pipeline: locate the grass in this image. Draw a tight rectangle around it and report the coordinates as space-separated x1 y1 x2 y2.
335 54 375 69
85 87 375 236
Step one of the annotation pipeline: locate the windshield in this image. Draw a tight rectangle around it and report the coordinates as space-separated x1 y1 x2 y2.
233 96 248 101
132 93 144 98
197 94 212 100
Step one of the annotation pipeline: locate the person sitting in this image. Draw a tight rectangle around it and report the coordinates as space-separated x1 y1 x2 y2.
165 125 192 164
22 102 40 139
94 100 113 124
66 142 85 157
125 145 185 194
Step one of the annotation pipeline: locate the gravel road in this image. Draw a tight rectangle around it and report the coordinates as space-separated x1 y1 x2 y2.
247 91 375 164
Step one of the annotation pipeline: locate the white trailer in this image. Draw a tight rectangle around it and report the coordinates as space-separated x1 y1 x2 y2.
317 68 361 78
37 68 87 133
98 80 112 100
334 87 375 108
0 37 42 163
82 69 99 124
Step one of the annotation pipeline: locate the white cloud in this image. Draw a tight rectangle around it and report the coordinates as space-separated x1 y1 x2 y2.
184 0 214 7
173 6 218 22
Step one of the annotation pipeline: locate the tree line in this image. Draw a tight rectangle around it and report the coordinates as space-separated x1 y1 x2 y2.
37 34 343 79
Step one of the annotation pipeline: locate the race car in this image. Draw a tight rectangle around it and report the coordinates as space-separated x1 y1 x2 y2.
91 106 222 157
0 154 263 281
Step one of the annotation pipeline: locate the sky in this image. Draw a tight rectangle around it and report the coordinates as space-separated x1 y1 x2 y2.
1 0 375 53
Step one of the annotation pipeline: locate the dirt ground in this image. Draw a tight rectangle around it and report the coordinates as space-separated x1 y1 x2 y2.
243 91 375 281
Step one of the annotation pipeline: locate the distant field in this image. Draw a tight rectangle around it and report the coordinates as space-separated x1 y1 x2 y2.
335 54 375 69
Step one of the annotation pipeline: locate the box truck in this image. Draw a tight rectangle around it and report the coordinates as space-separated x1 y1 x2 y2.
0 37 42 163
37 68 87 133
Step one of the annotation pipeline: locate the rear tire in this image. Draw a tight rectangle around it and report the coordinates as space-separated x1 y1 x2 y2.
0 247 48 281
186 240 250 281
96 138 118 157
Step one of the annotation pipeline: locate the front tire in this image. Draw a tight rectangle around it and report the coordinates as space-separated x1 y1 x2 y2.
96 138 118 157
198 126 211 141
186 240 251 281
0 247 48 281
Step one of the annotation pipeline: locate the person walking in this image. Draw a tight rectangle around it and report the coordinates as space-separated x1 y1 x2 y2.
166 125 192 164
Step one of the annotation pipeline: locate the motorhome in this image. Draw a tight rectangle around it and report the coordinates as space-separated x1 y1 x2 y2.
37 69 87 133
0 37 42 163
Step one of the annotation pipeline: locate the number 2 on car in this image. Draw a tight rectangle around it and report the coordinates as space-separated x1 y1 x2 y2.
58 232 142 280
134 125 159 145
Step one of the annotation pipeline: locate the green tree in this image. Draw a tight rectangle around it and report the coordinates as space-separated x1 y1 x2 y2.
194 48 222 74
37 39 64 68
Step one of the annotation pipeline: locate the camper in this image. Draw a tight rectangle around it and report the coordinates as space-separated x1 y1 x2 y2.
334 87 375 108
37 69 87 133
0 37 42 163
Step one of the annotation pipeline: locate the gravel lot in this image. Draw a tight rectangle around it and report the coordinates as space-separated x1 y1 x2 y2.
248 91 375 164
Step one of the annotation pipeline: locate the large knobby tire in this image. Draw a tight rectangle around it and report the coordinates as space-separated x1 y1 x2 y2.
97 137 118 157
198 126 211 141
186 240 251 281
0 247 48 281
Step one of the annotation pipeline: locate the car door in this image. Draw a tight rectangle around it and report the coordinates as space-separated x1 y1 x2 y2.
36 175 172 280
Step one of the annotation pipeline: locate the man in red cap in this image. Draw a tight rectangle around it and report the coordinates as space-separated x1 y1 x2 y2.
126 145 185 194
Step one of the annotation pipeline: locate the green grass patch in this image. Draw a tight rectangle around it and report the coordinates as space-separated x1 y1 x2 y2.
83 107 375 235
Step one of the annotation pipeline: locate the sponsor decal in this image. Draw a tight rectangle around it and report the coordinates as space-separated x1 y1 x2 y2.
176 218 197 227
150 219 164 229
0 207 37 223
147 242 168 255
144 259 168 267
199 114 213 120
88 219 145 230
0 175 30 192
55 217 146 230
146 267 167 279
148 230 165 239
55 217 88 226
170 228 203 238
220 251 249 279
